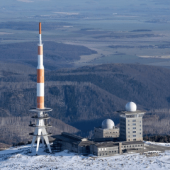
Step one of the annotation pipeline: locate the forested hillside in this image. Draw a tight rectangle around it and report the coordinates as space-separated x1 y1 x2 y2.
1 62 170 144
0 116 79 145
0 41 96 70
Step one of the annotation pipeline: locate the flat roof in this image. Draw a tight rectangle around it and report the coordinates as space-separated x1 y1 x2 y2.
94 142 119 148
78 141 94 146
121 141 144 145
93 141 144 148
118 110 145 115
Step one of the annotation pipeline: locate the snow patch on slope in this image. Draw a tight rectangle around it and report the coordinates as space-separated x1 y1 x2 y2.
144 141 170 147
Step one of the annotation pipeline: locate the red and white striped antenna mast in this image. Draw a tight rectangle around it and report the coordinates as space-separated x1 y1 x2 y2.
29 22 52 154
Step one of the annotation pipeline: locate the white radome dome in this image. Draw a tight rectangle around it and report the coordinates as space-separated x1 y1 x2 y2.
125 102 137 112
102 119 115 129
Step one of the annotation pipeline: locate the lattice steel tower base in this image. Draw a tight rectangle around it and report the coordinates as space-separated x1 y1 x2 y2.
29 108 52 154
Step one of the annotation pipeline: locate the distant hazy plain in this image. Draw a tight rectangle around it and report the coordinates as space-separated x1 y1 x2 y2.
1 0 170 68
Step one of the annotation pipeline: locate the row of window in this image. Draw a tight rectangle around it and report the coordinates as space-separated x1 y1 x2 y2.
127 120 142 123
120 123 142 127
126 135 137 137
109 151 117 153
105 131 118 134
99 148 107 151
128 120 136 122
128 127 136 130
99 151 117 156
128 128 141 130
128 124 142 126
128 132 142 134
128 133 142 137
121 130 142 133
126 115 136 118
127 139 137 141
122 144 143 148
126 114 143 118
98 148 118 151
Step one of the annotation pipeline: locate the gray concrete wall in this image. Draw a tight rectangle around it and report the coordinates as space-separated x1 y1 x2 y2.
120 112 144 141
97 148 118 156
121 143 144 153
126 116 143 141
103 128 119 138
97 146 119 156
94 128 119 139
121 143 144 150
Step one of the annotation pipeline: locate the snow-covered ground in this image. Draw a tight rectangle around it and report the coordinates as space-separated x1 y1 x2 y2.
0 144 170 170
144 141 170 147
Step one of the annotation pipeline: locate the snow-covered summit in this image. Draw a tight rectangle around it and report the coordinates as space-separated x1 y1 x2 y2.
1 143 170 170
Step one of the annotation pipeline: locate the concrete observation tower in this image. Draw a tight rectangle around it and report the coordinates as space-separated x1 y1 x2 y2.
29 23 52 154
119 102 145 142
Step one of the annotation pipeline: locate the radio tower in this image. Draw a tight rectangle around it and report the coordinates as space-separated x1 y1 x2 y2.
29 22 52 154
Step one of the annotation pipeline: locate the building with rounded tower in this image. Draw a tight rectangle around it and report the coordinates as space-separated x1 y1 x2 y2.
94 119 119 140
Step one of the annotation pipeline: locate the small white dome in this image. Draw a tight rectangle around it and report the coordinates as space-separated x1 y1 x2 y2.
102 119 115 129
125 102 137 112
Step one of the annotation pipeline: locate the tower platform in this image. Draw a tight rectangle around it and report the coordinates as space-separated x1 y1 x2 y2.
29 124 52 127
31 115 50 119
29 107 52 112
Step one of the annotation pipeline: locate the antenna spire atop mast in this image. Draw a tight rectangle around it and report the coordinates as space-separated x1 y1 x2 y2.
39 22 42 44
39 22 41 34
